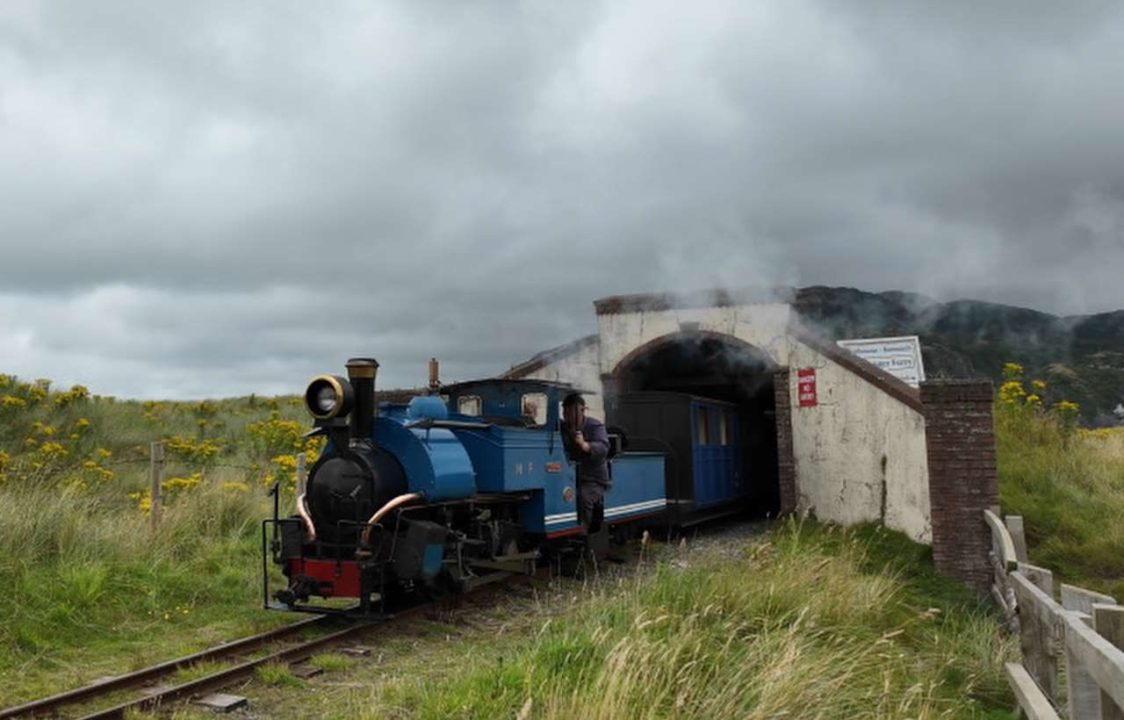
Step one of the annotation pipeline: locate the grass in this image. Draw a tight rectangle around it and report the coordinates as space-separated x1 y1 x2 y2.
309 653 354 672
0 375 304 706
250 521 1013 719
255 662 306 687
997 406 1124 599
3 365 1112 717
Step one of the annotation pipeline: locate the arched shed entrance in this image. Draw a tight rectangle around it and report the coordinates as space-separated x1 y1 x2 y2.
604 330 781 518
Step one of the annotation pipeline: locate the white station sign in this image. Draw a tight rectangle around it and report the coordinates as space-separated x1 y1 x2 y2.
836 335 926 388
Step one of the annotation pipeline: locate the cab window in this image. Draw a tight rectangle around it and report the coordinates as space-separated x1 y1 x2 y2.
457 395 482 416
520 393 547 426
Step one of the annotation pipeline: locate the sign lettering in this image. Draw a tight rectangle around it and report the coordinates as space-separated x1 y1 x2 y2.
836 335 926 388
797 368 817 407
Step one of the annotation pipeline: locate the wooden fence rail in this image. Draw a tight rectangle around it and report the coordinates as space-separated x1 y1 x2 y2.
986 510 1124 719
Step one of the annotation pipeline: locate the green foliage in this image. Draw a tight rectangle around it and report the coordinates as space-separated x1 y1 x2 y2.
309 653 353 672
371 521 1013 719
0 373 301 705
255 662 306 688
997 401 1124 599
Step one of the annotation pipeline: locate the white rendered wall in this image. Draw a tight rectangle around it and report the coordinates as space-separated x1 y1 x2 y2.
518 339 606 419
786 339 932 543
596 303 793 371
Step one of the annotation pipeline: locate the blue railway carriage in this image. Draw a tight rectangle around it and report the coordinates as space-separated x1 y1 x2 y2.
265 362 665 615
609 391 749 526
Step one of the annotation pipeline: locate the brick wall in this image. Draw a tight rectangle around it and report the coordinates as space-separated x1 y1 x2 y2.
773 367 797 516
921 380 997 594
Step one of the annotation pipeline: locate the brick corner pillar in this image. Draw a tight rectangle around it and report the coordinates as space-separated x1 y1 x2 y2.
920 379 998 594
773 367 797 516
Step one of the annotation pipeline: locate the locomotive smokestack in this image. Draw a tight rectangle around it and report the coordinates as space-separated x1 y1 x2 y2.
428 357 440 393
346 358 379 441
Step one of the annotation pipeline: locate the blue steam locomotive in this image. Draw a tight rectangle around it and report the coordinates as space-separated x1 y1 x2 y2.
264 358 748 614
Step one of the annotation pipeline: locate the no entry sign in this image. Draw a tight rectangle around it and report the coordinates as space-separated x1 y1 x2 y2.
797 368 817 407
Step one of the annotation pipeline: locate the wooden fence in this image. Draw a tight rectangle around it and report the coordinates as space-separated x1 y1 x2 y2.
986 509 1124 719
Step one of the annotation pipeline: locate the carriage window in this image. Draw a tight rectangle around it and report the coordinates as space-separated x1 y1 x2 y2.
458 395 482 416
521 393 547 426
719 410 730 445
697 408 709 445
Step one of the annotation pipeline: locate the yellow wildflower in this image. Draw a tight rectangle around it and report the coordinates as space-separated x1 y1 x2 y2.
164 472 204 493
1054 400 1080 416
128 490 153 514
998 380 1026 405
38 442 68 459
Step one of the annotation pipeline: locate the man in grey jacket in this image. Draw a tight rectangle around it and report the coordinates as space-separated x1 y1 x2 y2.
560 392 610 533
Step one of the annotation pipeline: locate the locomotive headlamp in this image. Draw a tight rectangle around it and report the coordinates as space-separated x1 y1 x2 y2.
304 375 354 420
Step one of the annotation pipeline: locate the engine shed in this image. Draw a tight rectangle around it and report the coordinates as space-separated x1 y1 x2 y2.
503 288 1002 594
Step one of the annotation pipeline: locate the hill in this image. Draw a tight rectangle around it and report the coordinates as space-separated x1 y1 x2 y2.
793 286 1124 424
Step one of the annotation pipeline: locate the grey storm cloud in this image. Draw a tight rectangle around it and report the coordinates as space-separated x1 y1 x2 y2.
2 0 1124 398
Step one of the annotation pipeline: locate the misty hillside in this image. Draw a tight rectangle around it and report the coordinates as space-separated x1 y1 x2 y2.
793 286 1124 425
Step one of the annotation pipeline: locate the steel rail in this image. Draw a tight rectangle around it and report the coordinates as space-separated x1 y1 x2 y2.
0 614 331 719
76 586 515 720
76 620 384 720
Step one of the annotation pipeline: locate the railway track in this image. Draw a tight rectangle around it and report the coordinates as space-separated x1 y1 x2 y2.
0 613 346 719
0 588 508 720
1 537 662 719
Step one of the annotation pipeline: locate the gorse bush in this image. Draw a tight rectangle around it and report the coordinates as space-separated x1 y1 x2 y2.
0 373 303 704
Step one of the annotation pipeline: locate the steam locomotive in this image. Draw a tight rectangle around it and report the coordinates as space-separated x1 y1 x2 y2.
263 358 749 614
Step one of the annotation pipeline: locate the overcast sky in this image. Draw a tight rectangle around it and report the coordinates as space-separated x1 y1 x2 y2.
2 1 1123 398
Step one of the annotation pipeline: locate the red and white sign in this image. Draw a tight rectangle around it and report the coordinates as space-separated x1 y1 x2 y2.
797 368 817 407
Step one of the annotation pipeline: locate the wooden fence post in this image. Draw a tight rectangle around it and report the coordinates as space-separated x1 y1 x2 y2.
150 441 164 530
1014 564 1060 703
296 452 307 495
1094 604 1124 720
985 510 1019 632
1005 515 1028 563
1064 586 1118 720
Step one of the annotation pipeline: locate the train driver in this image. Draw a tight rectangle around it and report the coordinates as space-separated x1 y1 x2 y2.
560 393 611 533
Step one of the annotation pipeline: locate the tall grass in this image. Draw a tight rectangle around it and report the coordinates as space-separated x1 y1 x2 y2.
360 522 1014 719
0 479 268 661
997 406 1124 599
0 378 300 704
